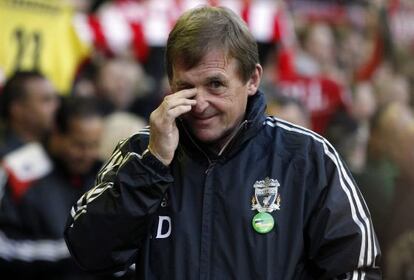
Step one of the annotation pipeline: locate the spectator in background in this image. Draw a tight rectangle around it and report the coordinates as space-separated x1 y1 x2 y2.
380 104 414 260
0 71 59 158
268 16 351 135
327 82 377 174
265 94 310 128
351 82 377 126
337 27 368 82
0 96 105 280
348 82 377 173
99 112 147 161
357 102 414 265
48 96 104 183
325 112 361 173
92 57 157 120
94 57 145 112
295 22 344 84
374 63 411 107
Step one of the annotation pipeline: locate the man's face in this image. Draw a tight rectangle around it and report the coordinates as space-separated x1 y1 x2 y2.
60 116 103 175
171 49 260 147
22 78 58 134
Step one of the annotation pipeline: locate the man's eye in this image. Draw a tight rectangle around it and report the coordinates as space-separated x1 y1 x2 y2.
210 81 223 88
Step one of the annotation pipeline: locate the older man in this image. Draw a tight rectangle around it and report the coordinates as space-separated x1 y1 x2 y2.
65 6 381 279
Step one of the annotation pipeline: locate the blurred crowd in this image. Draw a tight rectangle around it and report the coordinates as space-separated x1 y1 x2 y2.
1 0 414 279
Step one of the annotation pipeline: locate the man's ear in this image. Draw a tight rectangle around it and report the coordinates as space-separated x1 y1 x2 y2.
247 64 263 96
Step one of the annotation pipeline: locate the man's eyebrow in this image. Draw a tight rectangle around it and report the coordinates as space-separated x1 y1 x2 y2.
205 74 226 82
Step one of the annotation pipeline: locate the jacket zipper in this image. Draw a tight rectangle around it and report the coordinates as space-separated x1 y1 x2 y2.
205 161 216 174
178 119 250 279
217 120 248 156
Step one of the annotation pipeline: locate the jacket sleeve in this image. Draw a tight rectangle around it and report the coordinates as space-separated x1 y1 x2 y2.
64 134 174 273
306 141 381 280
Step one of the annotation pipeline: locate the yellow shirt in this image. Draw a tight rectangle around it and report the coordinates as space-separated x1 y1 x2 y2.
0 0 90 94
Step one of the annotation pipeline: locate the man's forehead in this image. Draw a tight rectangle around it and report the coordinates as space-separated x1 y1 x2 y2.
196 58 228 70
175 49 230 69
200 48 229 63
172 53 236 79
172 63 229 86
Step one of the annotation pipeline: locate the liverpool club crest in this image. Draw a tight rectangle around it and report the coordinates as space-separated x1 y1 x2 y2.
251 177 281 213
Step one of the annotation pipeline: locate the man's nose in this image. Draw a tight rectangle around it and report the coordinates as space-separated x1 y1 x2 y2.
192 89 209 113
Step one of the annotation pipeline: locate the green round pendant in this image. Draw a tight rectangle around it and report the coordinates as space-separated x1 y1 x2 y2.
252 212 275 234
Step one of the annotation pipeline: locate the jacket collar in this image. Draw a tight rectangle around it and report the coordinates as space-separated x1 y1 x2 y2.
177 90 267 163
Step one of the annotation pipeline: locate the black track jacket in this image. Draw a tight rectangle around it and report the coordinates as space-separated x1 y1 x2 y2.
65 91 381 280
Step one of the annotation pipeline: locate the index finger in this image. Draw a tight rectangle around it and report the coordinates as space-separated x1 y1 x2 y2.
170 88 197 99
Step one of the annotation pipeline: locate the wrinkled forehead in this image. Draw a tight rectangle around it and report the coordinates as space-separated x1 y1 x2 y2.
171 48 240 81
176 48 227 67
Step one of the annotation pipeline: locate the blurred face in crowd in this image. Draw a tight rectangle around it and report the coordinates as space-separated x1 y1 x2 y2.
58 116 103 175
96 59 142 110
385 105 414 182
392 75 410 105
266 102 310 128
306 23 335 66
372 102 414 182
16 77 59 136
374 65 410 107
351 82 377 122
171 49 262 149
341 31 363 68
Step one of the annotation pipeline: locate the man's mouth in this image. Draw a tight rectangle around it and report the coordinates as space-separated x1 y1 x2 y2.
191 114 216 125
193 115 214 120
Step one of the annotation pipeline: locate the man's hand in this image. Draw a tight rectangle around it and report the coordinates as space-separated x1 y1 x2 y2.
148 89 197 166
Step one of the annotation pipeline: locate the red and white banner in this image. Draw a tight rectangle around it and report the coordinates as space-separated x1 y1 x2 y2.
77 0 291 58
